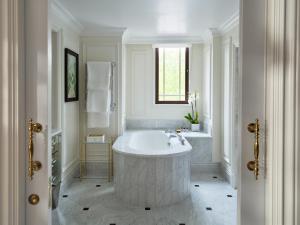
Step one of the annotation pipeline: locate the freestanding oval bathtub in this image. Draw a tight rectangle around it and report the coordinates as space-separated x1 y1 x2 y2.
112 130 192 207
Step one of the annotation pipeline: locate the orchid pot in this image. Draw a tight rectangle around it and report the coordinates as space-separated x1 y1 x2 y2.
191 123 200 132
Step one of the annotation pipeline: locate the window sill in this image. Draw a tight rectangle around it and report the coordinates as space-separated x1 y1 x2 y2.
153 103 190 107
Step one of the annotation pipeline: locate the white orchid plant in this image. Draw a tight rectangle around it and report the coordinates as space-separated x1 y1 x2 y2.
184 92 200 124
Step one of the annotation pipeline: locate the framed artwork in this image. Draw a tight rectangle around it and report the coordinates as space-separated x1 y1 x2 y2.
64 48 79 102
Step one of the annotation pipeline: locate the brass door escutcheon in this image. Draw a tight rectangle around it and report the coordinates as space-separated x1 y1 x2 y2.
247 119 260 180
28 119 43 180
28 194 40 205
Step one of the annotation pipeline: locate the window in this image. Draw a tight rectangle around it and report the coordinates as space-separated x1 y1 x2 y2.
155 47 189 104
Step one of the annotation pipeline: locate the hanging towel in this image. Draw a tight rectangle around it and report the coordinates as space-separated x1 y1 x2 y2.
86 89 111 113
87 61 111 90
86 61 113 128
87 112 110 128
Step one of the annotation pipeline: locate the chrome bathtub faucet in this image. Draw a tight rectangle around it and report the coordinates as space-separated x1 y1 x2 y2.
167 134 177 146
178 134 185 145
167 134 185 146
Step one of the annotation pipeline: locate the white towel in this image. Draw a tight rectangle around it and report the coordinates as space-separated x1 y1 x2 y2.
87 112 110 128
86 89 111 113
87 61 111 90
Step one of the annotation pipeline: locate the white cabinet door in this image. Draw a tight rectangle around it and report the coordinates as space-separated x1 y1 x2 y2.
25 0 51 224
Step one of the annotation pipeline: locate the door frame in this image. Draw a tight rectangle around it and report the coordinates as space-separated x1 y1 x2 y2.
264 0 300 224
0 0 26 224
0 0 299 225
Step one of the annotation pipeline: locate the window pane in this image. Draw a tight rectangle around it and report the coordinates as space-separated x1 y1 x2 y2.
164 48 179 97
159 49 164 101
164 95 181 101
156 47 188 103
180 48 186 97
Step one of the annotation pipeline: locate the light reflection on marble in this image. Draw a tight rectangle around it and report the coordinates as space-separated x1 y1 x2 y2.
52 173 237 225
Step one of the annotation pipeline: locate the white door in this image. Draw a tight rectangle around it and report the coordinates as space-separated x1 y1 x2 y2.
25 0 51 224
240 0 266 224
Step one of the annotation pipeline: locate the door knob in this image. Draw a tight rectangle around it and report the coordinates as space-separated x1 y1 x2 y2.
28 119 42 180
247 119 260 180
28 194 40 205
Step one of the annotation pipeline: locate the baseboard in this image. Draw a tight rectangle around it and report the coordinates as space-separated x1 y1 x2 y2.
191 163 221 174
61 159 80 193
221 161 232 184
80 161 109 178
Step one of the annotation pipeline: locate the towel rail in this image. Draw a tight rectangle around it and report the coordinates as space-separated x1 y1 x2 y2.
110 62 116 111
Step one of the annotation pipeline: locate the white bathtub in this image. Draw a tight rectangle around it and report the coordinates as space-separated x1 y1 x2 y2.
113 130 192 207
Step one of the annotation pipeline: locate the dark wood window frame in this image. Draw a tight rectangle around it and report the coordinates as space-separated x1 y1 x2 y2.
155 47 189 104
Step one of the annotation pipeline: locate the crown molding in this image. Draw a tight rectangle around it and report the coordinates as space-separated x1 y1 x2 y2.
50 0 84 33
202 11 239 44
81 27 127 38
218 11 239 35
202 28 221 43
124 35 204 44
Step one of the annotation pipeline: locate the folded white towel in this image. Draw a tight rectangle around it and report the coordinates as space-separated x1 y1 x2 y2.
87 61 111 90
87 112 110 128
86 89 111 113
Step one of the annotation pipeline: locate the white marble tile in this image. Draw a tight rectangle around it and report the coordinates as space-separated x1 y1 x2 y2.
52 173 237 225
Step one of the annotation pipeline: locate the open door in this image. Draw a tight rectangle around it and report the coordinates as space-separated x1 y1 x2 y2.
240 0 266 224
20 0 298 224
25 0 51 224
23 0 267 224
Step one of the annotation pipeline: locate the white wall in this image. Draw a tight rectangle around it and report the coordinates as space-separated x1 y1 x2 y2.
50 3 81 180
79 36 124 140
200 24 239 177
63 29 80 179
202 44 212 134
210 34 223 163
221 24 240 187
78 36 124 169
125 44 202 120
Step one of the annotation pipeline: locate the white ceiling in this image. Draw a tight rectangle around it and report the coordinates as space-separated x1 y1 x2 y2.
56 0 239 41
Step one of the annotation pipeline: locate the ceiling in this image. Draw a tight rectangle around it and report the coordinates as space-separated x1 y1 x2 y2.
57 0 239 41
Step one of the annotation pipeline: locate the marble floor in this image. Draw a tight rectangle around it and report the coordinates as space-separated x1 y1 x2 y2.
52 173 237 225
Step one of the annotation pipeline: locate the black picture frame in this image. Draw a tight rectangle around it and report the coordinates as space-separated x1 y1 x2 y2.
64 48 79 102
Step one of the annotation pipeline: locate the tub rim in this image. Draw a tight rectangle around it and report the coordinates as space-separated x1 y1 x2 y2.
112 130 192 158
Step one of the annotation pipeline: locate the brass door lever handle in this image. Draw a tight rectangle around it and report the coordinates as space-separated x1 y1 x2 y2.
28 119 42 180
247 119 260 180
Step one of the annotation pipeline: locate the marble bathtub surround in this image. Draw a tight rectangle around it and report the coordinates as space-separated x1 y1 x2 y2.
126 119 190 130
114 151 191 207
125 119 214 172
184 135 212 164
113 130 192 207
